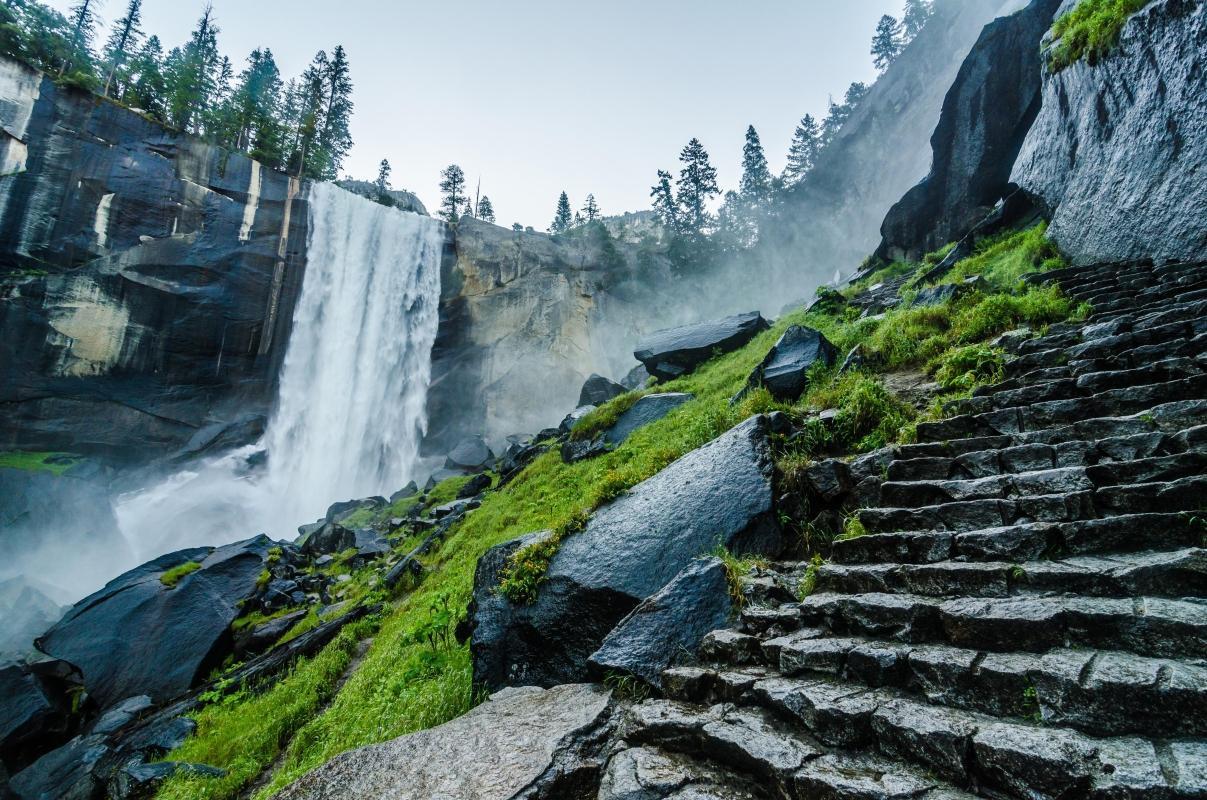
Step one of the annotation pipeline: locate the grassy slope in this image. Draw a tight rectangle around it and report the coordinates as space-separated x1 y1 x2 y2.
157 223 1080 799
1048 0 1156 71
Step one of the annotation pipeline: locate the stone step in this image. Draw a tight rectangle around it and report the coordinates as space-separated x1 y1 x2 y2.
976 358 1203 405
795 592 1207 659
1091 286 1207 322
815 548 1206 599
1089 282 1207 318
1004 328 1207 377
831 514 1206 566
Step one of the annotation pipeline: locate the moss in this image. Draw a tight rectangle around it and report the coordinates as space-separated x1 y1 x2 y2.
0 451 81 475
1048 0 1154 71
160 561 202 588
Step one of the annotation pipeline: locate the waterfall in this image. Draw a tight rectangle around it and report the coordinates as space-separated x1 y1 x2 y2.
113 183 445 560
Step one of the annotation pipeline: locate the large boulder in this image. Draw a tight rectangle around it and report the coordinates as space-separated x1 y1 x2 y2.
878 0 1064 260
603 393 694 446
634 312 770 382
444 436 495 472
0 660 80 776
36 536 274 708
588 557 735 689
7 734 109 800
745 325 838 401
1011 0 1207 265
578 374 627 407
470 415 786 692
274 684 615 800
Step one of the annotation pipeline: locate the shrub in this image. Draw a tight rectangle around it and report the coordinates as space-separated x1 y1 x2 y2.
1048 0 1153 71
932 344 1006 392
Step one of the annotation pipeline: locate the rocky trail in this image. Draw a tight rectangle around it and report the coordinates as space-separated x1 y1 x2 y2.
605 260 1207 800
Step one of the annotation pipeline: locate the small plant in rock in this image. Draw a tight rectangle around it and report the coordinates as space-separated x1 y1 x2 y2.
1048 0 1153 71
1021 684 1043 724
603 671 652 702
931 344 1005 392
797 553 825 599
711 546 767 607
837 514 868 541
160 561 202 588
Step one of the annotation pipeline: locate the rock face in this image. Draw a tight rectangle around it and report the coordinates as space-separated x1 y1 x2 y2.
0 660 80 776
470 415 786 692
578 373 627 407
635 312 770 382
0 57 309 464
1012 0 1207 265
878 0 1064 261
275 684 615 800
36 536 274 708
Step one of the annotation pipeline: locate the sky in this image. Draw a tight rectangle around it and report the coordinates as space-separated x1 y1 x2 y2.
46 0 910 227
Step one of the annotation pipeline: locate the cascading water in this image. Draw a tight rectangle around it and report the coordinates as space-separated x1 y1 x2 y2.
113 183 445 561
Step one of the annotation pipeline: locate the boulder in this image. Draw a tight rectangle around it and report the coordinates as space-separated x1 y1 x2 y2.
745 326 838 401
603 393 694 446
560 405 597 433
389 482 419 503
88 695 152 737
457 473 492 499
0 660 79 775
424 468 467 491
561 437 612 464
444 436 495 472
840 344 867 373
470 415 785 692
298 522 355 556
36 536 274 708
323 497 385 524
912 283 960 308
7 734 109 800
274 684 615 800
589 557 735 688
233 609 307 659
107 761 226 800
634 311 770 381
499 441 543 477
578 374 627 407
621 363 651 390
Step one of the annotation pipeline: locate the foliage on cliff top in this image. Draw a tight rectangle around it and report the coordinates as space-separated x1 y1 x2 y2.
0 451 81 475
1048 0 1155 71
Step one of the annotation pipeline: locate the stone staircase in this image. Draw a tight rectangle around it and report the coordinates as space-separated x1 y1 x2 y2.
603 262 1207 800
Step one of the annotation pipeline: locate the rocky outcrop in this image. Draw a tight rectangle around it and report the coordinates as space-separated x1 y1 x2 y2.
0 57 309 464
743 325 837 401
275 684 616 800
635 312 770 382
1012 0 1207 265
878 0 1064 261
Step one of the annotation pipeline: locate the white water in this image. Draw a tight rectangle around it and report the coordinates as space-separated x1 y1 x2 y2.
114 183 445 560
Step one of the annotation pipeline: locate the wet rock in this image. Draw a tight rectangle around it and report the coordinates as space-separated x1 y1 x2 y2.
560 405 597 433
561 437 611 464
621 363 651 390
634 312 770 381
840 344 866 373
323 497 385 524
233 609 307 659
274 684 614 800
107 761 226 800
578 373 628 407
603 393 694 446
88 695 152 736
745 325 837 401
388 481 419 503
298 522 355 556
7 734 109 800
444 436 495 472
457 472 492 498
589 557 735 689
0 660 79 775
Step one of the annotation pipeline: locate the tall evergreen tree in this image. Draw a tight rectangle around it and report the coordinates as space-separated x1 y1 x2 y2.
313 44 353 180
62 0 100 78
477 195 496 224
675 137 719 235
549 191 572 234
438 164 467 222
581 193 600 222
902 0 934 40
101 0 142 97
739 125 772 203
844 81 869 106
374 158 392 203
166 5 221 133
289 50 327 177
871 14 904 72
124 34 163 113
650 169 678 232
782 114 821 187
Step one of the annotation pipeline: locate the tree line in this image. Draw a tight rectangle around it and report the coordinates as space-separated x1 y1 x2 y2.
0 0 355 180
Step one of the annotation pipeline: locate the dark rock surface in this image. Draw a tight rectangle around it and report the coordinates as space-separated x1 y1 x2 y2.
635 312 770 381
578 373 627 407
603 393 694 446
745 326 837 401
6 734 109 800
444 436 495 471
470 415 785 692
878 0 1064 261
0 57 308 465
37 536 274 708
0 660 79 776
1012 0 1207 265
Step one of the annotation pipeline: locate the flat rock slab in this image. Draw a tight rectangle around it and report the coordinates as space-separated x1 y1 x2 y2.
604 393 694 445
275 684 614 800
635 312 770 381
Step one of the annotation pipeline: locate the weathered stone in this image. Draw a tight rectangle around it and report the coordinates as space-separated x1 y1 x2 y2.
0 661 78 775
579 373 628 407
604 393 694 446
444 435 495 471
634 312 770 381
108 761 226 800
745 325 837 401
7 734 109 800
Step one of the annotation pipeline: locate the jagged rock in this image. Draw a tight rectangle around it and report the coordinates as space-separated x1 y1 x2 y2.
389 481 419 503
603 393 694 446
457 472 492 498
912 283 961 308
7 734 109 800
88 695 152 736
579 373 628 407
233 609 306 659
1012 0 1207 265
323 497 385 524
560 405 597 433
634 312 770 381
621 363 652 390
107 761 226 800
298 521 355 556
840 344 866 373
470 415 785 692
424 468 467 491
37 536 274 708
444 436 495 471
745 326 837 401
878 0 1064 260
0 661 79 775
561 437 611 464
499 441 543 478
589 557 735 688
598 746 768 800
274 684 615 800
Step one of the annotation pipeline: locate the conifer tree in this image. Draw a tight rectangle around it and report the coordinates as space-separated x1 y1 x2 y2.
902 0 934 41
477 195 496 223
871 14 904 72
739 125 772 203
782 114 820 187
314 45 353 180
375 158 392 200
581 193 600 222
675 137 719 235
124 34 164 113
549 191 572 234
102 0 143 97
166 5 221 133
62 0 100 78
650 170 678 232
438 163 467 222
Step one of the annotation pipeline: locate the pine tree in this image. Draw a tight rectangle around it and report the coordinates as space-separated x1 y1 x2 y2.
289 50 327 177
549 191 572 234
438 163 466 222
375 158 392 201
650 170 678 232
845 81 869 106
581 193 600 222
314 45 353 180
166 5 221 133
124 34 164 114
902 0 934 41
477 195 496 223
62 0 100 78
871 14 904 72
676 137 719 235
102 0 143 97
739 125 772 204
782 114 821 187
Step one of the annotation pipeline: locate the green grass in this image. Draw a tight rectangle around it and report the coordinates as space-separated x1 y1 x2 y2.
160 561 202 588
944 224 1063 289
1048 0 1154 71
570 390 648 441
155 222 1088 799
0 451 81 475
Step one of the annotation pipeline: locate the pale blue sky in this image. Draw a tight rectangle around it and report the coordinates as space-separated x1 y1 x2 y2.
47 0 909 226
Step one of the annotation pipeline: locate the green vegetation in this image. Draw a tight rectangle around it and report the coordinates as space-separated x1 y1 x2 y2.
159 561 202 588
570 391 648 441
711 547 769 607
1048 0 1154 71
932 344 1006 392
0 451 80 475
